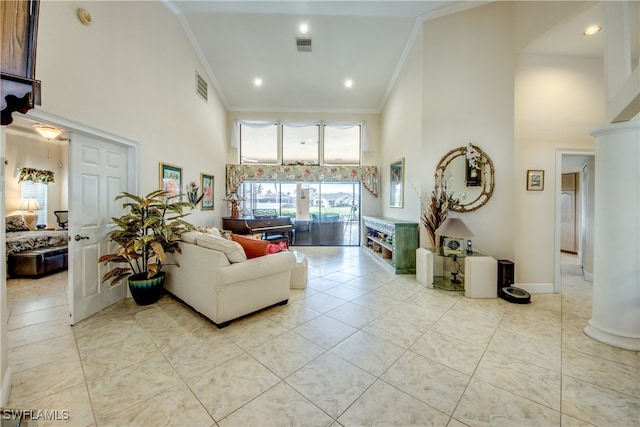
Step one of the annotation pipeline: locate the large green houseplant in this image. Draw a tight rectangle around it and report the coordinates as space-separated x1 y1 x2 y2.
98 190 194 305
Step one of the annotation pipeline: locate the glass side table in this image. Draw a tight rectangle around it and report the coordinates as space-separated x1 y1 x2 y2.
418 247 487 292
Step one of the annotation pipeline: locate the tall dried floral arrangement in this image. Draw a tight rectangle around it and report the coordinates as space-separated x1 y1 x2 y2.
421 189 456 247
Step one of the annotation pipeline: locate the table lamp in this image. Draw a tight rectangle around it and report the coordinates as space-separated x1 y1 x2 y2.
20 197 41 230
223 192 245 218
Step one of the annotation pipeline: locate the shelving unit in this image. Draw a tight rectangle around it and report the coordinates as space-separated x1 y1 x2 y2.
362 216 418 274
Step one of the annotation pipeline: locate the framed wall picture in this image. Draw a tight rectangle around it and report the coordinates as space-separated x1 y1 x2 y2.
159 162 182 200
390 158 404 208
526 169 544 191
201 173 214 210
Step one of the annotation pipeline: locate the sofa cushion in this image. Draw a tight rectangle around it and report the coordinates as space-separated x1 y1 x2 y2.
181 230 205 244
231 234 270 259
6 215 29 232
195 234 247 263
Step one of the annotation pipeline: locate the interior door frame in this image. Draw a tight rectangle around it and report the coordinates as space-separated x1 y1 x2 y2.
554 147 594 293
25 109 139 322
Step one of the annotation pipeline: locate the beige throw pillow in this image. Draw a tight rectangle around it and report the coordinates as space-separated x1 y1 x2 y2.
180 231 205 244
195 234 247 263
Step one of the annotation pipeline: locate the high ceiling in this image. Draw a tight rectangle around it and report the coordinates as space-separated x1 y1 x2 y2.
163 0 617 114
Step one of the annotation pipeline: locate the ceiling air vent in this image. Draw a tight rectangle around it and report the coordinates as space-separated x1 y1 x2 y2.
196 72 208 103
296 37 312 52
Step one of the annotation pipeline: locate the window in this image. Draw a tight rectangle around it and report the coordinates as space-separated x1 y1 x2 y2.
240 124 278 164
239 122 361 166
323 125 360 165
282 125 319 165
237 180 360 246
20 181 47 226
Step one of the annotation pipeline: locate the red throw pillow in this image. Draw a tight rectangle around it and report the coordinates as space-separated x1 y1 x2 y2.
231 234 270 259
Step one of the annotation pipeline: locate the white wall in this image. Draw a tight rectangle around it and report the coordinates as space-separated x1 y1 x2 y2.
514 54 604 285
379 1 606 288
35 1 228 228
380 26 423 223
421 2 516 259
1 0 229 406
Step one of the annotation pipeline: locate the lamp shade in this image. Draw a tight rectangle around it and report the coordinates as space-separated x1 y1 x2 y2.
20 197 41 212
223 192 245 202
435 217 473 238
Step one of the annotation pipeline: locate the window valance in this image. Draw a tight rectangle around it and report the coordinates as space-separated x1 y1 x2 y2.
230 119 371 152
226 164 379 197
18 167 55 184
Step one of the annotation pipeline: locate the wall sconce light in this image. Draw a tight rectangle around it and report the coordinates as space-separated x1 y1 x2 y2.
20 197 41 230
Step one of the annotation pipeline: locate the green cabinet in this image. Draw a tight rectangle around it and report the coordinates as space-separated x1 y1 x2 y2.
363 216 418 274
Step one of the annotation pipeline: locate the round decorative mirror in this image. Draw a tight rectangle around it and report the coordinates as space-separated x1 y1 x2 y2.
434 144 494 212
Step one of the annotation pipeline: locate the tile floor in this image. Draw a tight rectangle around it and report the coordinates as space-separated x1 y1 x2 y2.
5 247 639 426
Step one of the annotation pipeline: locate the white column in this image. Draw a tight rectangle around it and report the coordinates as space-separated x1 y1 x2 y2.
585 121 640 350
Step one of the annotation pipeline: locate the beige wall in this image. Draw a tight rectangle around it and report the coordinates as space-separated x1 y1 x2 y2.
34 0 228 228
380 26 423 223
421 2 516 260
380 1 605 287
514 54 603 285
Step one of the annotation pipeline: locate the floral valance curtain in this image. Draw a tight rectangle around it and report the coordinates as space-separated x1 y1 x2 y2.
230 119 371 152
226 164 379 197
18 167 55 184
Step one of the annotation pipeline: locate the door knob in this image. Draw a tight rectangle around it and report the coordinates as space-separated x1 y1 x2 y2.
74 234 90 241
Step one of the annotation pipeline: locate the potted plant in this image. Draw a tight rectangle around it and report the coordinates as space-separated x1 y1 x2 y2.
98 190 194 305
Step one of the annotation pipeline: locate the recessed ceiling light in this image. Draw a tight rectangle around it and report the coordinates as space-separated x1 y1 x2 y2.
254 78 263 87
583 25 601 36
299 23 309 34
344 79 353 88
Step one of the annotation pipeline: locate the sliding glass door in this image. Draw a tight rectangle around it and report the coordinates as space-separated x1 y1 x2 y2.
237 181 360 246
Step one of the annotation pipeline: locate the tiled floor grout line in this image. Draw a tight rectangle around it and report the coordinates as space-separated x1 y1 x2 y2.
6 250 638 426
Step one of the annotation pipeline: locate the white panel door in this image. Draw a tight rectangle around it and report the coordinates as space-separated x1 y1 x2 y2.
69 132 130 324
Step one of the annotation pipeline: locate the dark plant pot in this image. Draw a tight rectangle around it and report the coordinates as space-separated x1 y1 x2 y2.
128 272 166 306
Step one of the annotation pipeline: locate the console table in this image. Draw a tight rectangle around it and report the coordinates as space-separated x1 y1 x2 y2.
362 216 418 274
416 247 497 298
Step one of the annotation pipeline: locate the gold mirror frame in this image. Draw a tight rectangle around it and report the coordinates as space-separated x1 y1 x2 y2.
434 145 495 213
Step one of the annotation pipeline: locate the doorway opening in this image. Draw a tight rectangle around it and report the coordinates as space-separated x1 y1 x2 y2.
555 149 595 292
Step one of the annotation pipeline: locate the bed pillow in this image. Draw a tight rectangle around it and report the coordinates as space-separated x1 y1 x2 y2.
6 215 29 232
231 233 270 259
195 234 247 263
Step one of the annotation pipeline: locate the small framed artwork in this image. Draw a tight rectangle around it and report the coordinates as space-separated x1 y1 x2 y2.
200 173 214 210
159 162 182 200
390 158 404 208
526 169 544 191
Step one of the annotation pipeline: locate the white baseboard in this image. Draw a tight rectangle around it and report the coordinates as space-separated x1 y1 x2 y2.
584 272 594 282
516 283 555 294
1 366 11 407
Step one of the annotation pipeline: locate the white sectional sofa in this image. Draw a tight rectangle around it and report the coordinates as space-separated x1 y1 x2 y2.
164 234 296 328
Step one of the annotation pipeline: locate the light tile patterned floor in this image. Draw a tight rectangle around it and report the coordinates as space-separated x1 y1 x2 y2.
5 248 639 426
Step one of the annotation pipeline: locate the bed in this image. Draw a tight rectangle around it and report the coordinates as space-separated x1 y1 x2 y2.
6 229 68 256
5 215 68 278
